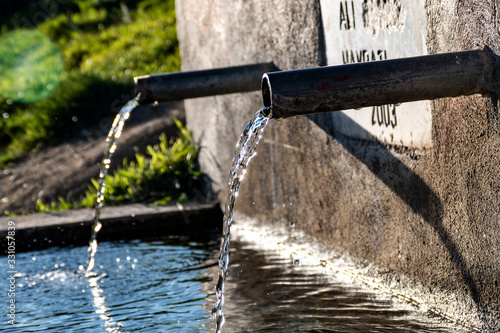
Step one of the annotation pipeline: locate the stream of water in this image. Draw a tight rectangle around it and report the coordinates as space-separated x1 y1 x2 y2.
213 107 271 332
78 97 140 332
78 101 272 332
85 98 139 276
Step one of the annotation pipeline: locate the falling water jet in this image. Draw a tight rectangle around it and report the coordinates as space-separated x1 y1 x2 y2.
85 96 140 277
213 107 271 333
75 63 276 332
81 97 140 333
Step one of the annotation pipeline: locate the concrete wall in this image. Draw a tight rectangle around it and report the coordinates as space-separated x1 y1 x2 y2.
175 0 500 330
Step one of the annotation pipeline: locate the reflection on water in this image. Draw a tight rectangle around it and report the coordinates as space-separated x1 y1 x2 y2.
210 225 472 333
88 273 124 332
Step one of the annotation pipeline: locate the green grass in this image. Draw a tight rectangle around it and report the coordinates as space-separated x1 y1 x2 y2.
0 0 180 166
36 119 208 212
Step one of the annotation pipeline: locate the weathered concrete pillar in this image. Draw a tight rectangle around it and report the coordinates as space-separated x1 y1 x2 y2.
176 0 500 330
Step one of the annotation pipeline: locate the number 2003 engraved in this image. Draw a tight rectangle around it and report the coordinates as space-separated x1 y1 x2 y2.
371 104 398 128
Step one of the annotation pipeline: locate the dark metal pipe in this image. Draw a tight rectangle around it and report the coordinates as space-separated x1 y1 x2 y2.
262 48 498 119
134 62 276 104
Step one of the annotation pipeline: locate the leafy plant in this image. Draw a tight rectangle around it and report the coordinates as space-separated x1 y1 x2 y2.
36 119 209 212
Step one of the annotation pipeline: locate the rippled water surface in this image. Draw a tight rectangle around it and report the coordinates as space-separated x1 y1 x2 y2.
0 236 217 332
0 233 470 332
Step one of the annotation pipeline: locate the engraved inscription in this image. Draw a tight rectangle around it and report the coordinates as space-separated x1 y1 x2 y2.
341 49 387 64
362 0 406 36
340 1 356 30
342 49 398 129
371 104 398 128
320 0 431 147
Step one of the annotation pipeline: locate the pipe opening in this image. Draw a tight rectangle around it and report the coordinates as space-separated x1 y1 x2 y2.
261 74 272 108
134 75 154 104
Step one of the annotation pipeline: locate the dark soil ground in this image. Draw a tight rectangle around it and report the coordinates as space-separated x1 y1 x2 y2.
0 102 185 215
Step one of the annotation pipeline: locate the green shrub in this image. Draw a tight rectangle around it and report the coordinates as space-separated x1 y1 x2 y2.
36 119 208 212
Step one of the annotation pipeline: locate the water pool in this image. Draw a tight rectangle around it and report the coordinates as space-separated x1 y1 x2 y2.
0 235 217 332
0 231 471 332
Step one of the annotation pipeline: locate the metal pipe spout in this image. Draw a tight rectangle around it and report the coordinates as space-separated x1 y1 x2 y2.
134 62 276 105
262 48 499 119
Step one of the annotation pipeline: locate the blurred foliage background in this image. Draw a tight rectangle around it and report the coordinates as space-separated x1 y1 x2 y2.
0 0 180 166
0 0 211 212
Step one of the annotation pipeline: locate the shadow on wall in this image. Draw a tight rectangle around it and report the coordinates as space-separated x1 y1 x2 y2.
307 111 488 323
